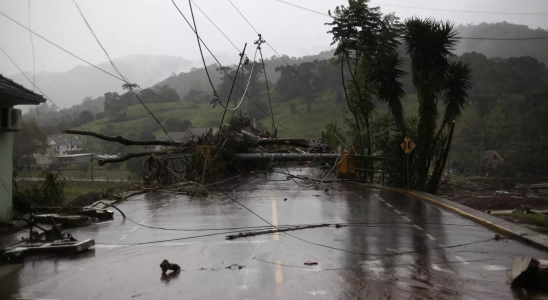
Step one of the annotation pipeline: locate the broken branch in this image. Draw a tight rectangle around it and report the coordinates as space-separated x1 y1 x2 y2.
98 151 180 166
63 129 185 146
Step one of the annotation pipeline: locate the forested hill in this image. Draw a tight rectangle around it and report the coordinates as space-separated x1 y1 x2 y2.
154 49 336 99
455 22 548 63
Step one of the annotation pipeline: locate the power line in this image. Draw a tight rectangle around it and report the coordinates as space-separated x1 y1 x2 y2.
190 0 240 51
0 11 125 82
256 35 275 132
457 36 548 41
368 1 548 16
228 0 345 121
0 46 114 152
72 0 178 148
274 0 331 17
189 3 323 136
274 0 548 16
184 0 219 102
169 3 304 138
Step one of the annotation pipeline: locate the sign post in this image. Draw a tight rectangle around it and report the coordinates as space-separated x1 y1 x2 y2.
400 137 416 189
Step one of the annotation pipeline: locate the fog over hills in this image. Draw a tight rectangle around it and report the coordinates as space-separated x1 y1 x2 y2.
9 55 195 109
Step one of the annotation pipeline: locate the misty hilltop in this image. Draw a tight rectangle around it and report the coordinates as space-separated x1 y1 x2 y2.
8 55 195 108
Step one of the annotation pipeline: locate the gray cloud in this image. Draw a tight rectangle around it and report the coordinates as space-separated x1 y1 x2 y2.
1 0 547 77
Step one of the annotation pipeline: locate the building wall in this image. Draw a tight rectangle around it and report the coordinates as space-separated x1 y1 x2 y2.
0 131 13 223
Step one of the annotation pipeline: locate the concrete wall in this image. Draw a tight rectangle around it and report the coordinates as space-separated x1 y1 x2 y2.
0 131 13 223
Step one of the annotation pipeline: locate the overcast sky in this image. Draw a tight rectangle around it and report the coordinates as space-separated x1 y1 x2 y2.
1 0 547 77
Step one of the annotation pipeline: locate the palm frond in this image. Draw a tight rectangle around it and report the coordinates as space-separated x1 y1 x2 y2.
442 60 473 124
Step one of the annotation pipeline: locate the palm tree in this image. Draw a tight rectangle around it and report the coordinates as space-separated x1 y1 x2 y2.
402 17 472 192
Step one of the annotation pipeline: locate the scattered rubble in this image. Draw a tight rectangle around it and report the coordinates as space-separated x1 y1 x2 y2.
160 259 181 273
225 264 245 270
1 214 94 261
511 256 548 290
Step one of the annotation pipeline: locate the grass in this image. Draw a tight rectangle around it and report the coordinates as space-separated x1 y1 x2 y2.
495 213 548 226
16 180 130 202
71 91 480 151
22 165 132 181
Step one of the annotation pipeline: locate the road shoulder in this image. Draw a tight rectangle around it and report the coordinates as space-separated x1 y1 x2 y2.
358 183 548 251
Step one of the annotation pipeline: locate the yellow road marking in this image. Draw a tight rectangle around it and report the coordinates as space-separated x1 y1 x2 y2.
272 191 283 289
275 260 283 284
271 190 279 241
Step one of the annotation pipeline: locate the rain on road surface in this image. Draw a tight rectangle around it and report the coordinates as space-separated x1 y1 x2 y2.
1 169 547 299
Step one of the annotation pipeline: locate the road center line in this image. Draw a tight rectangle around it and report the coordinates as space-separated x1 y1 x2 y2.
393 209 401 214
130 226 138 232
139 220 147 225
271 191 279 241
374 194 379 197
425 234 436 240
455 255 470 265
121 235 128 240
413 225 423 231
385 203 393 208
379 198 385 202
275 260 283 284
402 216 411 222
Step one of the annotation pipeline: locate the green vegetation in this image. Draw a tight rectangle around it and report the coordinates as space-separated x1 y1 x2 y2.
496 213 548 225
23 165 131 181
16 180 130 202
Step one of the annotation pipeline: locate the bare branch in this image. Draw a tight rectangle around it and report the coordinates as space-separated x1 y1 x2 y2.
63 129 185 146
98 151 180 166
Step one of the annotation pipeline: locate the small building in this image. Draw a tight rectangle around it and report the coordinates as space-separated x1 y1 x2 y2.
156 128 218 151
49 135 84 155
484 150 504 170
0 74 46 223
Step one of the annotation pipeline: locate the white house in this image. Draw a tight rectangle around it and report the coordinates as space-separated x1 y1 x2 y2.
0 75 46 224
48 135 84 155
33 136 84 165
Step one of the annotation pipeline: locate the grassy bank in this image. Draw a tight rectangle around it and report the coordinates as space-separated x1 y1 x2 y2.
16 180 132 202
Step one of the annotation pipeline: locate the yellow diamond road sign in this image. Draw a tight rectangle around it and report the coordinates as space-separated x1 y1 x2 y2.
401 136 416 154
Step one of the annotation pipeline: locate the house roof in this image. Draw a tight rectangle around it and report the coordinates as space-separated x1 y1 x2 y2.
49 136 84 146
483 150 499 159
0 74 46 106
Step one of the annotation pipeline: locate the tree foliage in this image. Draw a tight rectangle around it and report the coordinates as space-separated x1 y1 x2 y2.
13 121 48 164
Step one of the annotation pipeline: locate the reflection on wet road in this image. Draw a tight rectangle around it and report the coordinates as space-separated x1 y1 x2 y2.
1 169 548 299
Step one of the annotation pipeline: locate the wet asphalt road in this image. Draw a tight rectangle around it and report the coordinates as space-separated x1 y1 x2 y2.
2 169 548 300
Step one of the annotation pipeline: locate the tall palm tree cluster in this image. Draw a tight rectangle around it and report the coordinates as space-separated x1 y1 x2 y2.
327 0 472 193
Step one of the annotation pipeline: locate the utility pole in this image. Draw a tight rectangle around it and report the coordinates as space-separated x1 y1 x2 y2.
463 145 468 174
538 136 543 176
90 154 94 182
478 132 484 176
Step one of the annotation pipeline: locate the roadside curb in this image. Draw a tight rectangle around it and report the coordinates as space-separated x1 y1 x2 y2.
358 183 548 251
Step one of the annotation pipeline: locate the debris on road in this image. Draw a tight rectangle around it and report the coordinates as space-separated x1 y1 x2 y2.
225 224 330 240
160 259 181 273
225 264 245 270
511 256 548 290
304 261 318 266
1 214 94 261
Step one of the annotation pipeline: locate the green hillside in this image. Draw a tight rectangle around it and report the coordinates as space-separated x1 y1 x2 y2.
72 91 477 153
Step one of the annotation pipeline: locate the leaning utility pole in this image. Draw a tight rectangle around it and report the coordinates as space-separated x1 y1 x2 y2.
90 154 94 182
478 132 484 176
